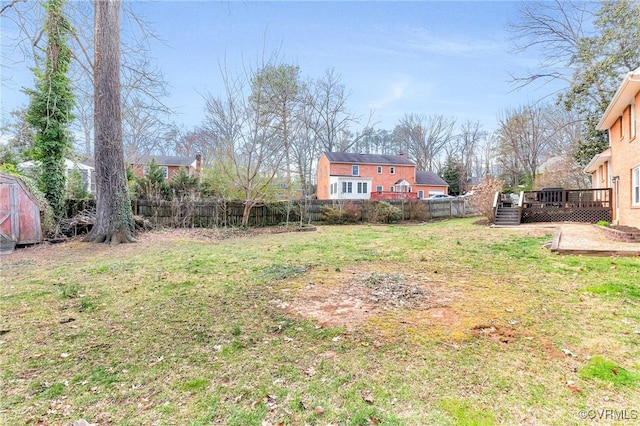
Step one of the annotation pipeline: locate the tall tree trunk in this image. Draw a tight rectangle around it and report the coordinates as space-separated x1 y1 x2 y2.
86 0 135 244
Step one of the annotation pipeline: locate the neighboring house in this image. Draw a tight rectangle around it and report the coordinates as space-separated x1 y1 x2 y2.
414 171 449 199
130 154 202 183
316 152 448 200
536 155 589 190
585 67 640 227
18 158 95 193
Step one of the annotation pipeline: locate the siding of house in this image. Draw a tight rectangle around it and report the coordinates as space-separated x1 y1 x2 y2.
413 183 448 198
130 155 201 183
594 89 640 227
609 93 640 226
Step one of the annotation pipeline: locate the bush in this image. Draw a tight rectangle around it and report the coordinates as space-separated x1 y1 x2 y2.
469 177 504 223
372 201 402 223
320 201 362 224
65 169 91 200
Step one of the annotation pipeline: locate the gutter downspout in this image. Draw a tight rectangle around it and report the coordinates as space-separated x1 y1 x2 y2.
612 176 620 225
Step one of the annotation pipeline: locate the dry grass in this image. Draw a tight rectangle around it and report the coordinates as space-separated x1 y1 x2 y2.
1 219 639 425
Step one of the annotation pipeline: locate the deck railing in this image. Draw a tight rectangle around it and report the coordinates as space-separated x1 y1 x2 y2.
520 188 612 223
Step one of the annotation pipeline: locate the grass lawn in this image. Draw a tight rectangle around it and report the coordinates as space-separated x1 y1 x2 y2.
1 218 639 425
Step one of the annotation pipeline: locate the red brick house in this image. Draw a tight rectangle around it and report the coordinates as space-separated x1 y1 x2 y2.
316 152 448 200
584 67 640 227
130 154 201 183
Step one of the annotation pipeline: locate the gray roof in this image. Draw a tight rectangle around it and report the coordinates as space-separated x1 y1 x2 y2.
324 152 415 166
137 155 197 167
415 171 448 186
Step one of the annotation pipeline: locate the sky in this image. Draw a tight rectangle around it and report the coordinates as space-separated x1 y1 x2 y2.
1 0 565 139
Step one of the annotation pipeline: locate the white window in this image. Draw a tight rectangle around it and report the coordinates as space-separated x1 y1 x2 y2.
390 166 395 174
376 185 383 193
352 165 359 176
342 182 347 193
418 190 424 199
377 166 382 174
357 182 368 194
633 165 640 206
389 186 395 193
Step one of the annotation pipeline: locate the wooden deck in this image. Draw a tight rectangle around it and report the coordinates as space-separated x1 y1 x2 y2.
520 188 612 224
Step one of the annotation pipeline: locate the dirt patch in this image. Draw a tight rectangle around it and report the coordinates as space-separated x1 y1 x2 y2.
4 226 316 264
277 268 458 331
471 324 517 344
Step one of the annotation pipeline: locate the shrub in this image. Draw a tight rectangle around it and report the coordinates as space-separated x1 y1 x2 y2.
469 177 504 222
320 201 362 224
65 169 91 200
597 220 609 227
372 201 402 223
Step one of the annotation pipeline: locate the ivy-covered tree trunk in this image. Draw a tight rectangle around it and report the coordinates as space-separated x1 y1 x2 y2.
85 0 135 244
25 0 75 222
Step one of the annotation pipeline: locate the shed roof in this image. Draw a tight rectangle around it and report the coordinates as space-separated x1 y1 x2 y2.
324 152 415 166
415 171 448 186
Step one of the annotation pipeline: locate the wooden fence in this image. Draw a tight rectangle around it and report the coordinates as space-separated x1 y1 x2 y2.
65 197 477 228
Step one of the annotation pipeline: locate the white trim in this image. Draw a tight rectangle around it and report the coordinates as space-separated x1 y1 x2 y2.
632 165 640 206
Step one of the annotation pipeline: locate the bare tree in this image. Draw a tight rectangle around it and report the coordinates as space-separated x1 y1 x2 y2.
305 68 360 153
448 120 486 193
509 0 640 165
393 113 455 171
2 0 173 159
496 104 550 188
86 0 135 244
203 62 284 227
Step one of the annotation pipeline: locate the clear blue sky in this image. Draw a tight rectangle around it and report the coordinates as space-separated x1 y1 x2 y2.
1 1 563 136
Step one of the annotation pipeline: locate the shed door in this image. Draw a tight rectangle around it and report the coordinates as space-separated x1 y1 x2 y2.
0 182 18 242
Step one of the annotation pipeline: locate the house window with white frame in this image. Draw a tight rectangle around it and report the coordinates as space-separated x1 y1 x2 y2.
633 165 640 206
357 182 368 194
389 166 395 174
352 165 359 176
389 186 394 192
376 185 383 192
377 166 382 174
418 190 424 199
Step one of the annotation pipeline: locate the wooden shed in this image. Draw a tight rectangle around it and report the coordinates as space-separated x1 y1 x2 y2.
0 173 43 254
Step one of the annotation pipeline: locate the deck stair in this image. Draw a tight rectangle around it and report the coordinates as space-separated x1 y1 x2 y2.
494 206 522 226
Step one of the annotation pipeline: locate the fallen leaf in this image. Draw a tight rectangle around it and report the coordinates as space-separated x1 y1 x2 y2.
567 384 581 393
361 389 374 404
315 406 324 415
283 336 294 342
368 416 382 425
612 368 618 375
60 353 70 358
561 348 576 357
304 367 316 376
